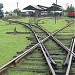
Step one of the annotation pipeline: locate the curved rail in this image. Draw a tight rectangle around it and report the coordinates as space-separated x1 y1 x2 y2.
0 19 58 73
0 19 74 75
65 36 75 75
32 30 56 75
32 20 75 57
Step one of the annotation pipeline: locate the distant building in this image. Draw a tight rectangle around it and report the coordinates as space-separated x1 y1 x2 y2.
19 11 26 17
21 4 63 17
4 12 18 17
23 5 48 17
46 3 63 17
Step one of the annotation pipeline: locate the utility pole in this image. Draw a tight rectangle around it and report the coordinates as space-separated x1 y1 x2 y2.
17 2 19 10
55 0 57 24
56 0 57 5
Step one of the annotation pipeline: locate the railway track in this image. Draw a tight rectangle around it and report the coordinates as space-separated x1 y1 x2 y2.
0 18 75 75
65 36 75 75
30 18 75 75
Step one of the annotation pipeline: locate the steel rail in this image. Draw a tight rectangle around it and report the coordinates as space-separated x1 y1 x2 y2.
51 36 72 53
32 19 75 72
3 19 75 58
27 24 56 65
32 20 75 56
0 20 59 73
41 43 56 65
37 38 56 75
23 22 56 74
28 21 75 66
63 37 73 65
13 19 75 75
65 37 75 75
29 19 75 58
0 19 74 74
63 51 71 66
50 36 75 58
33 20 75 57
32 19 74 36
31 28 56 75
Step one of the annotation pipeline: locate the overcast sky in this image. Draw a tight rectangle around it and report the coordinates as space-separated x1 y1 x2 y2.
0 0 75 12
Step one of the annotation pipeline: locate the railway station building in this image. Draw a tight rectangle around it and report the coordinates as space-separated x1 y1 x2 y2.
46 3 63 17
21 4 63 17
23 5 48 17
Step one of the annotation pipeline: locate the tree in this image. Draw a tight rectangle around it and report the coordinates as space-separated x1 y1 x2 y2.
5 11 9 14
13 9 21 16
0 3 3 18
0 3 3 9
66 4 75 12
5 11 9 17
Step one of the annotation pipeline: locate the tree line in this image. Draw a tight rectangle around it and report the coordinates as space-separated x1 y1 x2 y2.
66 4 75 12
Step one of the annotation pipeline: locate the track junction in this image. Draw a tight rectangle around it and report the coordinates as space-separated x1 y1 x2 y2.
0 18 75 75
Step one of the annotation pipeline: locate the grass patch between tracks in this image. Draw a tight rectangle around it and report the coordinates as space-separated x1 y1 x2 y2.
39 18 67 32
15 17 68 32
0 20 31 67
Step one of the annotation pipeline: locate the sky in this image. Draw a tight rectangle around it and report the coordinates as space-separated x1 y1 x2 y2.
0 0 75 12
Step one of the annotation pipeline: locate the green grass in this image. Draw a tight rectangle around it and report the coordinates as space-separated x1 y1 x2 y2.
0 17 74 75
14 17 30 23
0 20 31 67
8 70 49 75
16 65 47 69
39 18 67 32
15 17 68 32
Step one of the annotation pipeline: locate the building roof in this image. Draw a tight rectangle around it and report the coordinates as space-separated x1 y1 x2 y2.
52 3 62 7
23 4 62 11
23 5 41 10
46 6 62 11
23 5 48 11
46 3 62 11
37 5 48 10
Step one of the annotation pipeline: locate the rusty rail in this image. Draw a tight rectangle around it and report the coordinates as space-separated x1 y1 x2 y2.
65 36 75 75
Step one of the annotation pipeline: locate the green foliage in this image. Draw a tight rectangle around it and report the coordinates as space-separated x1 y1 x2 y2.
0 3 3 18
13 9 21 16
0 3 3 9
66 4 75 12
13 9 21 13
5 11 9 14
